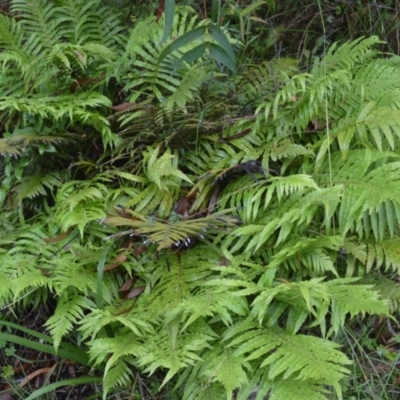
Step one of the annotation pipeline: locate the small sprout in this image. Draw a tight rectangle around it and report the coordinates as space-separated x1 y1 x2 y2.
1 365 14 379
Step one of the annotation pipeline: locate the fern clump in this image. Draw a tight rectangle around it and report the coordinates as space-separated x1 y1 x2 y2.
0 2 397 399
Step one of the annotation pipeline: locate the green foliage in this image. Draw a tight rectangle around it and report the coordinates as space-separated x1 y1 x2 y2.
0 2 398 399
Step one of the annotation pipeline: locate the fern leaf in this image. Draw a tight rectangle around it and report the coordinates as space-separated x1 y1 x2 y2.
0 14 24 51
45 293 94 351
15 172 62 205
138 320 215 383
12 269 50 300
269 379 330 400
11 0 64 56
201 346 249 396
229 322 351 384
326 279 389 334
103 357 134 397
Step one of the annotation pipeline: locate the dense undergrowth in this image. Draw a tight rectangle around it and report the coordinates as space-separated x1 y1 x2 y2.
1 1 400 399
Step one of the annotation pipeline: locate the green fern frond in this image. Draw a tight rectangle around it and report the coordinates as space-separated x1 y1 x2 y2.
103 357 134 397
238 58 299 105
0 138 22 156
111 147 192 216
11 268 50 300
105 211 238 250
121 6 234 106
0 131 66 157
79 308 153 342
365 276 400 313
57 0 126 47
0 272 12 307
140 247 224 314
56 202 106 236
54 181 109 235
344 237 400 274
171 289 248 329
326 279 389 334
50 248 100 294
45 293 94 351
163 65 207 112
58 181 108 211
0 92 112 129
227 320 351 385
337 161 400 239
11 0 64 56
15 172 62 204
138 319 215 384
316 36 383 72
200 345 249 395
88 334 144 372
229 186 342 253
0 14 24 51
269 379 331 400
265 236 342 275
145 147 193 188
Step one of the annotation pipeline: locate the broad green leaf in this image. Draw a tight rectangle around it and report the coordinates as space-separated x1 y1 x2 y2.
159 26 206 62
209 43 237 73
208 24 236 63
175 42 207 65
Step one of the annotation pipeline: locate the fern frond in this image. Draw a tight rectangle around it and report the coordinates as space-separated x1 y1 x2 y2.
0 131 66 157
326 279 389 334
199 345 249 395
316 36 383 72
11 268 50 300
229 186 342 254
11 0 64 56
344 237 400 274
137 319 215 383
88 334 144 371
139 247 224 314
0 14 24 51
45 293 94 351
366 276 400 313
337 161 400 239
265 236 342 275
227 321 351 384
15 172 62 204
105 211 238 250
163 65 207 112
58 181 108 211
0 138 22 156
171 289 248 329
79 308 153 342
103 357 134 396
56 202 106 236
269 379 331 400
57 0 125 47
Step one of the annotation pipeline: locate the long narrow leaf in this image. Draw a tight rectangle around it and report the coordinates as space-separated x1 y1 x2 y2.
160 0 175 45
25 376 103 400
159 26 206 62
0 333 92 367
